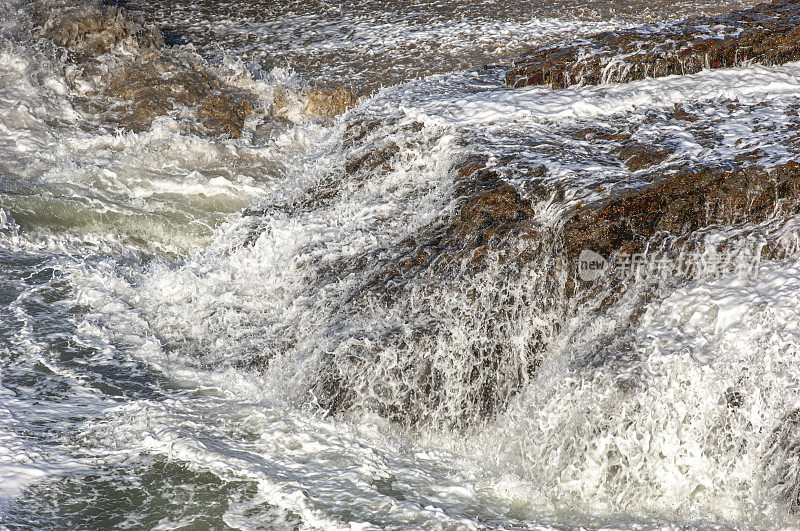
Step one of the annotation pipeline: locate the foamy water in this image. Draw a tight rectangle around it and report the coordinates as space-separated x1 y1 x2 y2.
125 0 757 92
3 0 800 528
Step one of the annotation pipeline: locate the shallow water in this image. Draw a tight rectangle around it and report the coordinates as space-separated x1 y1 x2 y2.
3 0 800 529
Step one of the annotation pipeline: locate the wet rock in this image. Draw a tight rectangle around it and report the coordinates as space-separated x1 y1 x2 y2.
35 2 162 58
101 52 255 136
107 54 215 107
507 0 800 89
197 91 255 138
563 161 800 264
311 155 564 428
103 53 211 131
302 87 358 119
337 118 419 176
32 0 257 137
343 153 545 298
311 149 800 427
672 103 699 122
612 140 673 172
405 173 531 274
271 86 358 123
293 95 800 430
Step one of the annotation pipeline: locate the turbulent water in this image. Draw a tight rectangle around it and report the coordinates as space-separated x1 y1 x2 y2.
3 0 800 528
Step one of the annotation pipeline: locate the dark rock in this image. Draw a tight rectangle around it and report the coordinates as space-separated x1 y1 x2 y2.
351 155 545 300
160 29 190 47
563 161 800 264
507 0 800 89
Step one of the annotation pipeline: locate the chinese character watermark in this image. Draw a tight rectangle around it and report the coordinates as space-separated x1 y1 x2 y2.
578 249 759 282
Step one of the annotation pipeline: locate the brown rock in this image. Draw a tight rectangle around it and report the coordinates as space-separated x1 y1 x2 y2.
563 161 800 264
104 53 215 131
197 92 255 138
612 140 673 172
271 86 358 123
33 1 257 137
507 0 800 89
302 86 358 119
37 3 162 58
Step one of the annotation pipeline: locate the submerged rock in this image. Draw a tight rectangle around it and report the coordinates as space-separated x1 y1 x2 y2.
36 2 162 58
507 0 800 89
291 108 800 428
31 1 259 137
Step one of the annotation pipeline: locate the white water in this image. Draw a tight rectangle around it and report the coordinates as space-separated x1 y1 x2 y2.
3 0 800 528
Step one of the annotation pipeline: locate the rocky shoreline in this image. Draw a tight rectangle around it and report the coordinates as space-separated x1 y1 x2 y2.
289 1 800 426
30 0 357 137
507 0 800 89
32 0 800 430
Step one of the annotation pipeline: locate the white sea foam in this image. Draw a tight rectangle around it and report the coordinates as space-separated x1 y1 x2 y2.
0 16 320 256
398 63 800 127
461 253 800 525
